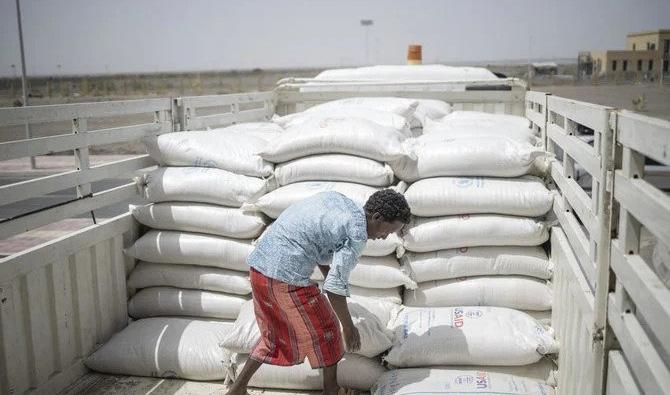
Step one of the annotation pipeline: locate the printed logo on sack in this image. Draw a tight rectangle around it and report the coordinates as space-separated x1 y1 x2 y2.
453 177 484 188
453 307 465 328
458 247 469 254
459 214 470 220
465 309 483 318
454 375 474 385
475 371 490 389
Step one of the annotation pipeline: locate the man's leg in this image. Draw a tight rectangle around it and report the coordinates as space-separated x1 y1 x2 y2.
225 358 263 395
323 363 339 395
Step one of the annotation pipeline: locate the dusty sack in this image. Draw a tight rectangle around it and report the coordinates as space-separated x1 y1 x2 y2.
404 276 552 311
258 117 410 163
128 287 248 320
130 203 267 239
208 122 284 142
384 306 557 367
311 255 416 289
403 214 549 253
274 154 395 187
143 130 273 177
273 108 411 135
440 110 531 129
125 230 252 272
402 246 552 282
404 176 554 217
242 181 380 219
314 65 498 81
139 167 270 207
127 262 252 295
230 353 385 391
85 318 234 380
363 233 404 257
391 136 546 182
372 368 555 395
223 300 393 358
350 286 403 305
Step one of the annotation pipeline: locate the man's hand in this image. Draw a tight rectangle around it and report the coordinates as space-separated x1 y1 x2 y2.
343 324 361 353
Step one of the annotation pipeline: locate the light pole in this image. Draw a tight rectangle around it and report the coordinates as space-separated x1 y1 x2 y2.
360 19 373 65
15 0 35 168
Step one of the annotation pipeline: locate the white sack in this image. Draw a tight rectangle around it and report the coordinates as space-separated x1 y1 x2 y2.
130 203 267 239
363 233 404 257
444 359 557 385
274 108 411 134
314 65 498 82
391 137 546 182
311 255 416 289
128 287 248 320
223 300 393 358
209 122 283 142
372 368 555 395
85 318 234 380
402 246 552 282
231 353 385 391
127 261 252 295
143 130 273 177
258 117 410 163
403 214 549 253
350 286 403 305
385 306 557 367
404 176 554 217
441 110 531 129
125 230 252 272
419 125 541 146
242 181 379 219
139 167 269 207
404 276 552 311
274 154 395 187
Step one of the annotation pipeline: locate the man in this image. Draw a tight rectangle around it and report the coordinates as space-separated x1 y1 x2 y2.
226 189 410 395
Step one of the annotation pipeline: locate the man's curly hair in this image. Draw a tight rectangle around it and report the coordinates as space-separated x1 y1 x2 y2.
364 189 411 224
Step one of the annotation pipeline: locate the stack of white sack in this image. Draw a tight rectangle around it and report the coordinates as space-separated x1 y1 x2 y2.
86 123 281 379
245 114 416 302
379 306 558 387
223 296 398 391
313 64 499 82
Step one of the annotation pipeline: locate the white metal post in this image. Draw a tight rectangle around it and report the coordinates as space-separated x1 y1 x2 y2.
15 0 35 169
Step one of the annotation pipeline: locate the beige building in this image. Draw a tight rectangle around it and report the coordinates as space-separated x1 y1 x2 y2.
578 29 670 78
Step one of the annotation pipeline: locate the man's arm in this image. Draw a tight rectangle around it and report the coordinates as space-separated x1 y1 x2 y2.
326 291 360 353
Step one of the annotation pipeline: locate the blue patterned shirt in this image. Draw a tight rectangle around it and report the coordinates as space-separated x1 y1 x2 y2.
247 191 368 297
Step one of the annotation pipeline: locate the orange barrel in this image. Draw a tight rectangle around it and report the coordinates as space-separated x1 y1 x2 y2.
407 44 422 65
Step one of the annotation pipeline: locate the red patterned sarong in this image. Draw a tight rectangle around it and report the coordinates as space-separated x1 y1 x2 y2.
249 267 345 368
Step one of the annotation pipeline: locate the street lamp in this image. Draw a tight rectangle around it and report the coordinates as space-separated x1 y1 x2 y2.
360 19 373 65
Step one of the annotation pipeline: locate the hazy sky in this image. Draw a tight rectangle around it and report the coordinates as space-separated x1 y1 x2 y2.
1 0 669 76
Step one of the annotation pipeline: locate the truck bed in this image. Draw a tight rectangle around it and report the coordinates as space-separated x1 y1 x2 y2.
61 374 321 395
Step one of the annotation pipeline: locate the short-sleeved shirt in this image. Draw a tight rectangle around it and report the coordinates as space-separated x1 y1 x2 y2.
247 191 367 297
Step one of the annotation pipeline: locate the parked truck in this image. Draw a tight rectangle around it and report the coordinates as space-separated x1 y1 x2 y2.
0 76 667 395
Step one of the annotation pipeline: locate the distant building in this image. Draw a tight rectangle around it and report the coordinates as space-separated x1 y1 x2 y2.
578 29 670 79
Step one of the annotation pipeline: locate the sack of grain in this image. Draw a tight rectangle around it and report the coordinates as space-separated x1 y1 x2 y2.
125 230 252 272
139 167 270 207
391 136 546 182
313 65 498 82
350 285 403 305
402 246 552 282
420 125 542 146
440 110 532 130
130 203 268 239
384 306 557 367
143 130 273 177
363 233 404 257
273 108 411 135
85 318 234 380
229 353 385 391
404 276 552 311
403 214 549 253
404 176 554 217
311 255 416 289
274 154 395 187
223 299 393 358
128 287 248 320
423 111 537 144
241 181 379 219
209 122 284 142
443 358 557 384
258 117 410 163
128 262 252 295
372 368 555 395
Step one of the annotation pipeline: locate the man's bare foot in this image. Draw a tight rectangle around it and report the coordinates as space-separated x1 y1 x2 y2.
225 383 249 395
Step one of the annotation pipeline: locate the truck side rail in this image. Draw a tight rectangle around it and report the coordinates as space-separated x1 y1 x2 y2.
177 91 275 130
607 110 670 394
275 78 527 116
0 98 174 240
